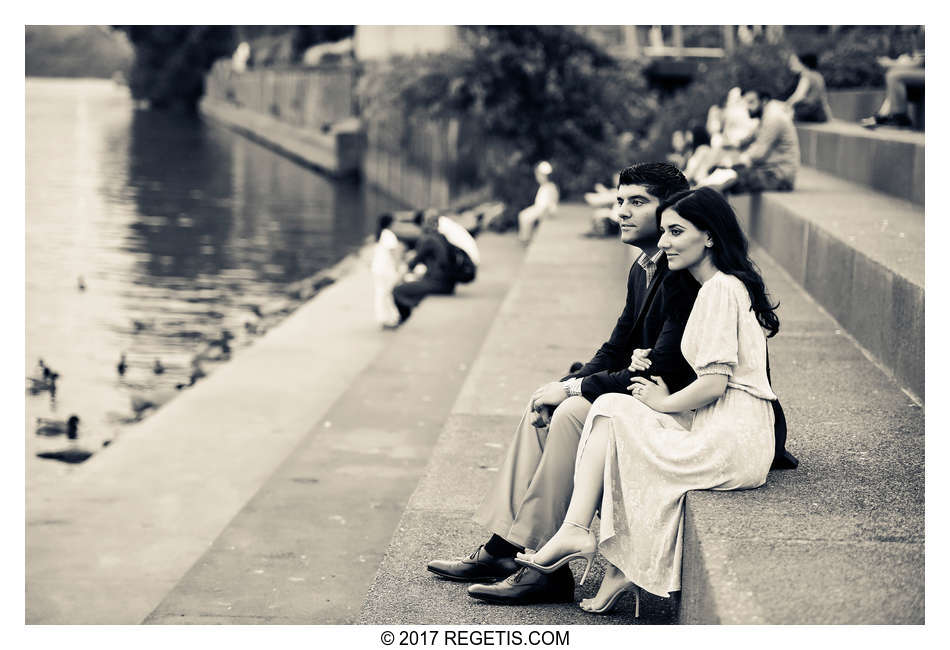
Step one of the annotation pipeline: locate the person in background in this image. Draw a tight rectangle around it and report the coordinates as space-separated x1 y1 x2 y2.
392 212 457 325
666 130 690 170
583 173 621 238
683 125 713 186
860 51 925 129
518 161 560 244
786 53 832 123
700 88 800 194
721 87 759 153
371 213 405 329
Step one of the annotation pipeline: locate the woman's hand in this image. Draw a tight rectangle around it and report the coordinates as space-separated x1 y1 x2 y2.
629 376 670 412
628 348 652 372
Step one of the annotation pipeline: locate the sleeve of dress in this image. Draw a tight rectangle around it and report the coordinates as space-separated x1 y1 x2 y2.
380 228 399 251
691 278 740 378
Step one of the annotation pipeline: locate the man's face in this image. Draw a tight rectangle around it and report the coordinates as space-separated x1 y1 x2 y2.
743 91 763 118
616 183 660 247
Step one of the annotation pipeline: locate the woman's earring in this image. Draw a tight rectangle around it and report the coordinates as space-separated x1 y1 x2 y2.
705 240 713 248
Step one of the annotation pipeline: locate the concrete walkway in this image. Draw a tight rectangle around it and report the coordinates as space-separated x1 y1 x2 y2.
359 205 666 625
27 202 923 624
26 231 524 624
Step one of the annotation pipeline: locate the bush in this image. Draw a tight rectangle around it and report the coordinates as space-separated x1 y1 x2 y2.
357 26 657 219
786 25 924 89
117 26 236 111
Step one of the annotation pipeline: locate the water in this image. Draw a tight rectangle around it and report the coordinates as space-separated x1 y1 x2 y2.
26 78 401 481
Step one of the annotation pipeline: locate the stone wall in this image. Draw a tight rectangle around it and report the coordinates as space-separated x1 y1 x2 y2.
204 60 357 130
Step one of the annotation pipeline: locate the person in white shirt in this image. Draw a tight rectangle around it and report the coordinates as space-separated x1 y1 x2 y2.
371 214 405 328
518 161 559 243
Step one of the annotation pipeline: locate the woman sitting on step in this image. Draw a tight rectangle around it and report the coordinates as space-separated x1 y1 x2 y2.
515 187 782 615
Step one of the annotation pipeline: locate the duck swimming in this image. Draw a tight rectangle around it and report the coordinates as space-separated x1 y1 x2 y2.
117 353 128 376
35 415 80 438
153 359 165 375
35 415 91 464
27 359 59 395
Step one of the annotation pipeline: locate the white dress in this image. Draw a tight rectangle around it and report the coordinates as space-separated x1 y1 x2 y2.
371 228 402 327
577 271 776 597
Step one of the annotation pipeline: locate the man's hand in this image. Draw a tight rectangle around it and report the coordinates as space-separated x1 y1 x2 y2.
628 348 652 372
530 382 568 412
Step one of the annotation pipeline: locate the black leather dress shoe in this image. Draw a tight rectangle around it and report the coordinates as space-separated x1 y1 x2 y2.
467 566 575 604
427 545 519 582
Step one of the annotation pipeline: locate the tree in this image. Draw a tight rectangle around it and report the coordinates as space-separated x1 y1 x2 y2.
359 26 656 214
115 26 236 111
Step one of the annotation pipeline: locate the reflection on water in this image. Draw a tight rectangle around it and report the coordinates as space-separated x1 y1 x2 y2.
26 78 401 481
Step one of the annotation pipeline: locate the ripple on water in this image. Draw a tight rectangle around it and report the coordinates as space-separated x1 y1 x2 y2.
26 78 406 481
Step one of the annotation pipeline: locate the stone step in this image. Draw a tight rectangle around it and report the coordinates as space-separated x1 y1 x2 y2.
796 119 924 204
681 244 923 624
827 89 886 123
731 166 924 401
358 205 658 624
358 202 923 625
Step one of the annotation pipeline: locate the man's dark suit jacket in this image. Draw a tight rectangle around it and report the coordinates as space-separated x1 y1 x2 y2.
562 254 797 471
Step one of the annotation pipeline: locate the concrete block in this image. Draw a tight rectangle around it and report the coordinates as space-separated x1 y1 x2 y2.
912 145 926 206
827 89 887 123
681 532 924 624
868 140 918 203
796 121 924 204
803 225 855 327
847 254 894 371
890 277 925 400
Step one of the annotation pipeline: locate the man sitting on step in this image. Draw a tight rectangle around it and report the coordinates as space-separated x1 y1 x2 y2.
425 162 700 604
701 88 801 195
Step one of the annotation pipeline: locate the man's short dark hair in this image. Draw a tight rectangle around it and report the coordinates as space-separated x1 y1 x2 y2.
617 162 690 201
799 53 819 70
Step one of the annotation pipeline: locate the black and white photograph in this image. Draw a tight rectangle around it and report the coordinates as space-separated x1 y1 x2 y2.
16 11 936 644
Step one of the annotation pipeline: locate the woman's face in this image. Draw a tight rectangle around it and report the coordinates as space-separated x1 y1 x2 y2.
658 209 712 271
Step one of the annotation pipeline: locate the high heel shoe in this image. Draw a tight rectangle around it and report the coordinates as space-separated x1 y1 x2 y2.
580 582 640 616
514 521 597 585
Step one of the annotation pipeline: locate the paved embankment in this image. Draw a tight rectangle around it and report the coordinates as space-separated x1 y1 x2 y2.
359 205 672 625
27 231 524 624
360 203 923 624
145 232 524 624
680 244 924 624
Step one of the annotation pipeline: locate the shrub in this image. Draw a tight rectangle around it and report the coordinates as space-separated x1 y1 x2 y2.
357 26 657 220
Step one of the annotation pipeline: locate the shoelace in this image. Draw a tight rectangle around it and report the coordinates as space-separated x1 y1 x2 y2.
508 567 528 584
468 545 484 561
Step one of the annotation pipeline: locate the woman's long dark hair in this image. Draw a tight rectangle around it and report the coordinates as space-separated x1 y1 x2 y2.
656 187 780 337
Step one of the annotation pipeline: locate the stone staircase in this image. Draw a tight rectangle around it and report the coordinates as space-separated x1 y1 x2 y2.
359 197 924 624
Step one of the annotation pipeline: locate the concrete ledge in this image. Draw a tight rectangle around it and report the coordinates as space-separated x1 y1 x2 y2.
360 203 924 625
359 206 664 624
27 248 389 623
680 249 924 623
199 98 365 176
731 167 924 401
827 89 886 123
796 120 924 204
